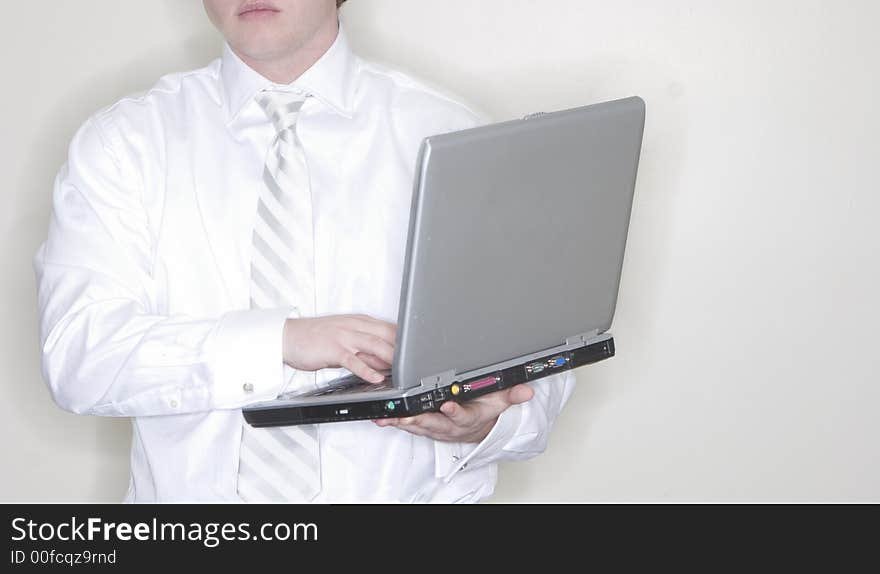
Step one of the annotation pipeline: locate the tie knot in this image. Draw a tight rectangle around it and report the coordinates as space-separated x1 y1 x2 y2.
257 90 307 133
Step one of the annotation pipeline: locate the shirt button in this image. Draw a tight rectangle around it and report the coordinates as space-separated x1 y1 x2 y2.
243 383 254 393
169 400 179 408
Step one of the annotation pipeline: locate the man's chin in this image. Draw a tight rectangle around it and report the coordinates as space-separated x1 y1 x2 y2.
232 39 294 63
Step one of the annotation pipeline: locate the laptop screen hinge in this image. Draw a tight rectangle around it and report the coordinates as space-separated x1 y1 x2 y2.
420 331 601 388
565 329 600 347
420 369 457 389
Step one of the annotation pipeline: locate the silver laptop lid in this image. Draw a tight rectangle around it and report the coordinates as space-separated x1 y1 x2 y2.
392 96 645 388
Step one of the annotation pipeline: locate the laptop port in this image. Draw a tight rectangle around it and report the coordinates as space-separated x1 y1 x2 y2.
469 375 499 391
548 356 568 368
525 361 545 374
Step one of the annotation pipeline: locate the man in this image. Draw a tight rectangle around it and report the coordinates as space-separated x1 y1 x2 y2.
34 0 575 502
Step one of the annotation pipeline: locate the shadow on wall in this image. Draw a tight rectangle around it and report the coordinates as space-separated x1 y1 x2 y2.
10 18 221 501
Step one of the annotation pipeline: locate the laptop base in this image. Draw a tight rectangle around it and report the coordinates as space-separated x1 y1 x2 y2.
243 336 614 427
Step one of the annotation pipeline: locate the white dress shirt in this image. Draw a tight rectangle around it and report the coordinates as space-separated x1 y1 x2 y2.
34 26 575 502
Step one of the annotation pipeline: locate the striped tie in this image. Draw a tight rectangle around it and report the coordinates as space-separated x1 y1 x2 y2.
237 90 321 503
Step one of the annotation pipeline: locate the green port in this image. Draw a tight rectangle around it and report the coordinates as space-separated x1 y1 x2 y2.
385 400 396 411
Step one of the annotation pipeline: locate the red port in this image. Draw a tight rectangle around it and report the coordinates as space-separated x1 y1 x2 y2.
469 376 498 391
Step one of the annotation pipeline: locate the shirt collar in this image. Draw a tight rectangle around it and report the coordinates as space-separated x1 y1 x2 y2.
220 22 357 123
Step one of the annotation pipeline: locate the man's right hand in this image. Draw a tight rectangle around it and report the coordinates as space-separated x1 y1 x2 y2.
282 315 397 383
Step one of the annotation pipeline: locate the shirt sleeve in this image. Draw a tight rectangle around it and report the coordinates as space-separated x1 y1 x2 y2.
433 370 576 482
34 113 293 417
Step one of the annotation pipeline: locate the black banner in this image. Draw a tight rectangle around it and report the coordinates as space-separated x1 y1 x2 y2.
2 503 876 569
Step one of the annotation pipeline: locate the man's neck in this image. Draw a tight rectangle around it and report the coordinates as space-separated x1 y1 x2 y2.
234 18 339 85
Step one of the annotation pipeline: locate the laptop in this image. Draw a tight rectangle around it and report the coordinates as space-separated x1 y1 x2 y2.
243 96 646 427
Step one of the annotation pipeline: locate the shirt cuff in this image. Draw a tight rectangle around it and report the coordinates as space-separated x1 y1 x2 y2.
434 401 524 483
210 307 296 409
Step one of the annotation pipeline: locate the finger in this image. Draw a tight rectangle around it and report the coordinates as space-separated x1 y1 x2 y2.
349 317 398 345
439 400 480 426
506 383 534 405
373 418 398 427
469 384 532 412
405 413 456 435
339 352 384 384
397 413 456 439
347 331 395 366
356 352 392 372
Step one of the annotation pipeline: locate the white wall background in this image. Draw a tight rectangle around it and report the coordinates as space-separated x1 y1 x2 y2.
1 0 877 502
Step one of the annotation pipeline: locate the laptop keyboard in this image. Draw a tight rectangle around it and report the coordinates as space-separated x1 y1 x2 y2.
277 372 394 400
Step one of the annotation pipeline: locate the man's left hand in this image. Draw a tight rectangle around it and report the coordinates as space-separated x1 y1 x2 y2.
373 384 534 443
